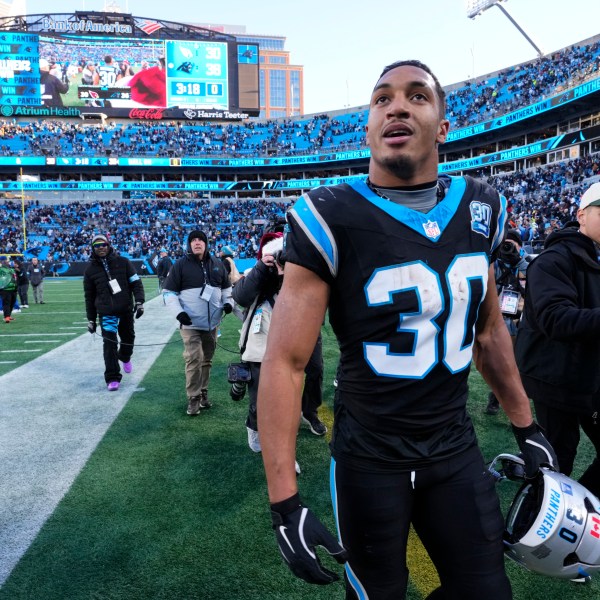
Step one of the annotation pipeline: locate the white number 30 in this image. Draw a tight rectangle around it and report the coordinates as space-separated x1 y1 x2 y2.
364 254 489 379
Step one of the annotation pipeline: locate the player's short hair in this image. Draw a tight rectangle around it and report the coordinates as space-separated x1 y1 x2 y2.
376 60 446 118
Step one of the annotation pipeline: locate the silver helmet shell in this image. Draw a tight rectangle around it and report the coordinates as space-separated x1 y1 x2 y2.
504 467 600 579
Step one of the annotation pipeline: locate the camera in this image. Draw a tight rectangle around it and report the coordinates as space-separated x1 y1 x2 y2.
498 241 520 266
271 249 286 267
230 382 246 401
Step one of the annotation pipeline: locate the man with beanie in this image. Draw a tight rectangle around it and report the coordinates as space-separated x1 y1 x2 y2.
84 234 145 391
515 181 600 499
163 230 233 415
156 247 172 291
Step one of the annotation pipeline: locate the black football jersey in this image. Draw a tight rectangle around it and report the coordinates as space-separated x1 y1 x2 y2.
284 175 507 470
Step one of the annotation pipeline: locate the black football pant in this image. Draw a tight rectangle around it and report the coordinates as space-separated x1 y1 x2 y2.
100 312 135 384
302 333 323 420
534 401 600 498
332 445 511 600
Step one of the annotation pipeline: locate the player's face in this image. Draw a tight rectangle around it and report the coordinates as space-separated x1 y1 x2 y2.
578 206 600 244
366 65 449 186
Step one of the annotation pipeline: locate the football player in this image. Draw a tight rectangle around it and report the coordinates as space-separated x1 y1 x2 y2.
257 60 558 599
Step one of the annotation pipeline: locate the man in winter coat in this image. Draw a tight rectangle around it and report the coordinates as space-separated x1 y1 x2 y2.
0 256 17 323
156 248 172 291
515 181 600 498
27 257 45 304
232 233 284 453
163 230 233 415
83 234 145 391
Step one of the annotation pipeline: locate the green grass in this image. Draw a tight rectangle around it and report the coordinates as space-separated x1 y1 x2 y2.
0 278 598 599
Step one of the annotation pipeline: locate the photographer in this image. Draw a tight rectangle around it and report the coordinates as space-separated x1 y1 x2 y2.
486 229 530 414
232 232 289 455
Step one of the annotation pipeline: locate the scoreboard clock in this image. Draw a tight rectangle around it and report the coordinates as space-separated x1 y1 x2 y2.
165 40 228 110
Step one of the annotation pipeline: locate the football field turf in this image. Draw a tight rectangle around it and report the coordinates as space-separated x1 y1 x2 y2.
0 277 597 599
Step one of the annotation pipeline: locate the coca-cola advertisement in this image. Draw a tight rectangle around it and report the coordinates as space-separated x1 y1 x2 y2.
129 108 166 120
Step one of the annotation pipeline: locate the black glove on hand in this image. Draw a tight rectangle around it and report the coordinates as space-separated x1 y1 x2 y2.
222 303 233 314
134 302 144 319
513 421 559 478
87 320 97 334
270 493 348 585
176 311 193 326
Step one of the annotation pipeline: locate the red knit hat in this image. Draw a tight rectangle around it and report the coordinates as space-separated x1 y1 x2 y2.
256 231 283 259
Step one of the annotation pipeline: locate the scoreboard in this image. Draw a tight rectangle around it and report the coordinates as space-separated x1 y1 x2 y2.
0 32 40 107
165 40 229 110
0 14 260 120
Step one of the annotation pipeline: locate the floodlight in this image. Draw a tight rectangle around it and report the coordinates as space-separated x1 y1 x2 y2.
466 0 543 56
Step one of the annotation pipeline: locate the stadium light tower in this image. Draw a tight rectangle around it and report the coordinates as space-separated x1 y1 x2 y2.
466 0 544 57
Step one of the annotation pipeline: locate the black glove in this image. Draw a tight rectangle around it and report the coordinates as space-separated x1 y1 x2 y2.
87 320 97 334
222 302 233 314
134 302 144 319
270 493 348 585
176 311 193 326
513 421 559 479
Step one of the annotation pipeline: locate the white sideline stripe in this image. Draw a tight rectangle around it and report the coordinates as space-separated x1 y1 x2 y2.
0 361 16 364
0 349 42 353
24 340 60 344
0 333 76 337
0 295 178 586
59 327 87 330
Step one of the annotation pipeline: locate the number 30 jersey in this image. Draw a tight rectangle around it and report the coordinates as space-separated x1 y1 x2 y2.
284 175 507 470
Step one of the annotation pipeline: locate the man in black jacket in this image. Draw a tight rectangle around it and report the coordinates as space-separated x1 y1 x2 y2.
84 234 145 391
156 247 172 291
515 181 600 498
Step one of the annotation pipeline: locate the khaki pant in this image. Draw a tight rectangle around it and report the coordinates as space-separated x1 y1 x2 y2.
180 328 217 399
32 282 44 303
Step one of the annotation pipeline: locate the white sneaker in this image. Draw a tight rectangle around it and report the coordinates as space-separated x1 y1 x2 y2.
22 304 29 308
295 461 301 475
247 427 261 453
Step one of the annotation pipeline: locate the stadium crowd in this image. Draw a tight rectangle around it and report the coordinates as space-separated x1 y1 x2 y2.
1 35 599 160
1 151 599 263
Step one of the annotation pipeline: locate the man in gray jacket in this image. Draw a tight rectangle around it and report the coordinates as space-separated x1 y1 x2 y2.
163 230 233 415
27 257 46 304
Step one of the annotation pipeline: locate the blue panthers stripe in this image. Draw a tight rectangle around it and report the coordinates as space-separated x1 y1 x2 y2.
129 274 140 283
349 176 466 242
330 459 368 599
101 315 119 333
289 194 337 276
492 193 508 252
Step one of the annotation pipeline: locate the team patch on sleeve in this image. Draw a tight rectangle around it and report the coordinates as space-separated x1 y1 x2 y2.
469 200 493 239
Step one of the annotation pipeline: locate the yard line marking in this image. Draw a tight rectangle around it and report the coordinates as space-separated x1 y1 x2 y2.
59 327 87 330
0 361 17 364
24 340 61 344
0 349 42 353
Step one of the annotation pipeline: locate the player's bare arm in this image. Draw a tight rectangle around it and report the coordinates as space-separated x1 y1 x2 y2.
473 265 533 428
257 262 329 503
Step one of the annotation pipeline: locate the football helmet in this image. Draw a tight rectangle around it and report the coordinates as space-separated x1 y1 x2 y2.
491 454 600 579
